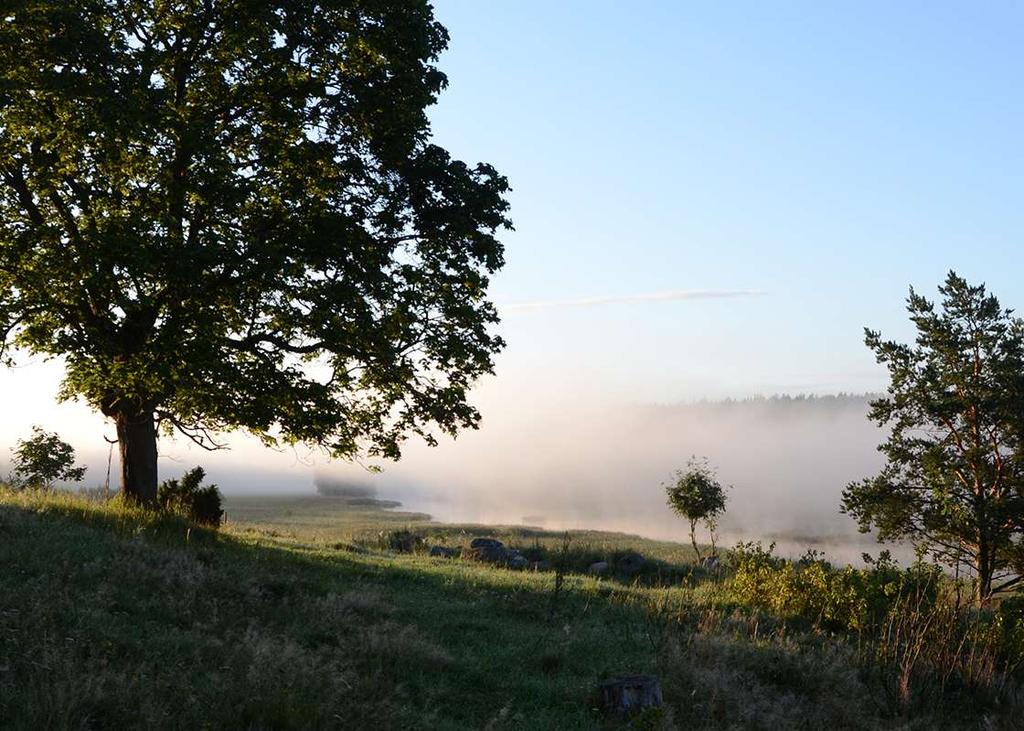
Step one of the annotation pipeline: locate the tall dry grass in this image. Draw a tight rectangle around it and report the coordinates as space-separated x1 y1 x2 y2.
858 587 1024 720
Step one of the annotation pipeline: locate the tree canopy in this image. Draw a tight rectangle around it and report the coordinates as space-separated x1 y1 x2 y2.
843 272 1024 603
0 1 510 500
10 426 86 489
665 457 728 560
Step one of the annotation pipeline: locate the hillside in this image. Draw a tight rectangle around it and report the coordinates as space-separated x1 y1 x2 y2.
1 490 1020 729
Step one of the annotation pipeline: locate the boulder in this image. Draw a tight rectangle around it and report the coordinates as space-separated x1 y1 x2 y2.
470 537 504 550
464 537 528 568
588 561 609 575
429 545 456 558
465 537 508 563
531 560 552 572
617 553 646 576
597 675 663 716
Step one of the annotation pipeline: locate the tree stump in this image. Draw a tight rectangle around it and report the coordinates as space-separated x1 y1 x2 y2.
597 675 663 716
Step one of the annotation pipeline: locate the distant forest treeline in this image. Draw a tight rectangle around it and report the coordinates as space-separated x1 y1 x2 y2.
651 393 875 406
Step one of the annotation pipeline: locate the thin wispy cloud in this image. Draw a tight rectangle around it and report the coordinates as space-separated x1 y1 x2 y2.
500 289 766 313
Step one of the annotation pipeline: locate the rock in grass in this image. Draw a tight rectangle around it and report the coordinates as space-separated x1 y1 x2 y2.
464 537 528 568
597 675 663 716
588 561 609 575
617 553 645 576
465 537 508 563
429 545 456 558
469 537 504 550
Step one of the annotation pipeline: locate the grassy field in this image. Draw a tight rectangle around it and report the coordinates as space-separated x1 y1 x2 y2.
1 490 1021 729
225 494 705 572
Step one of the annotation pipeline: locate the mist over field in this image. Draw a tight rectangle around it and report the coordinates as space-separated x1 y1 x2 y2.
314 394 889 558
0 379 890 560
0 366 892 559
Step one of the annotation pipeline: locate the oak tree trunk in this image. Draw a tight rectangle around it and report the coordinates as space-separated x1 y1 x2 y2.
116 411 158 504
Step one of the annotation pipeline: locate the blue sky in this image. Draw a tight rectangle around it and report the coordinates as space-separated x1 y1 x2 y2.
2 1 1022 484
428 0 1024 400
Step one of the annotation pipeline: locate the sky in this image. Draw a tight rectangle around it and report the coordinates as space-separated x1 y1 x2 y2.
428 0 1024 400
1 2 1022 511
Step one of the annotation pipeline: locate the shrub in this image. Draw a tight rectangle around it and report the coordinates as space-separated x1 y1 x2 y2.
157 467 223 527
10 426 86 490
730 542 941 631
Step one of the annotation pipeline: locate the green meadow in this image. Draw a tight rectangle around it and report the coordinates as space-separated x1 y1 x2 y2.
2 489 1022 729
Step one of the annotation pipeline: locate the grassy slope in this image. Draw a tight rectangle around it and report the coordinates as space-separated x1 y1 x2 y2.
0 491 1008 729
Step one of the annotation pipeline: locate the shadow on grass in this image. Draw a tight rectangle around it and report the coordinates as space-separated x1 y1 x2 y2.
2 492 1011 730
0 493 668 729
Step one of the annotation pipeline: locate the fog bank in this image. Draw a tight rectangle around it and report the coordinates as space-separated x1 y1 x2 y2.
319 394 888 551
2 389 894 560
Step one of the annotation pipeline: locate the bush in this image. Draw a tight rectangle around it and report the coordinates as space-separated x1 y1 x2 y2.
725 543 1024 719
157 467 223 527
730 542 941 631
10 426 86 490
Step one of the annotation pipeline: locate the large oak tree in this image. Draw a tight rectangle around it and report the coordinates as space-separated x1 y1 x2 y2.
843 273 1024 604
0 1 510 502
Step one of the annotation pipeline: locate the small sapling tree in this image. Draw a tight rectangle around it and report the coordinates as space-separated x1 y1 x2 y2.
10 426 86 490
665 457 728 561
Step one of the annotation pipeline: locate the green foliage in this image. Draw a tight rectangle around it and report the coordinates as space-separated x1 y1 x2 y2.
157 467 223 527
730 542 941 632
843 272 1024 603
0 1 511 495
665 457 728 559
665 459 728 523
10 426 86 489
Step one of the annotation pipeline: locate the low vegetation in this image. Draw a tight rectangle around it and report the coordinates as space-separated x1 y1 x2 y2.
156 466 224 527
3 489 1023 729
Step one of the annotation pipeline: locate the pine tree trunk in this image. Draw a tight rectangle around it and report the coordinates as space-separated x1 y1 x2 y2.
977 544 994 606
116 411 158 504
